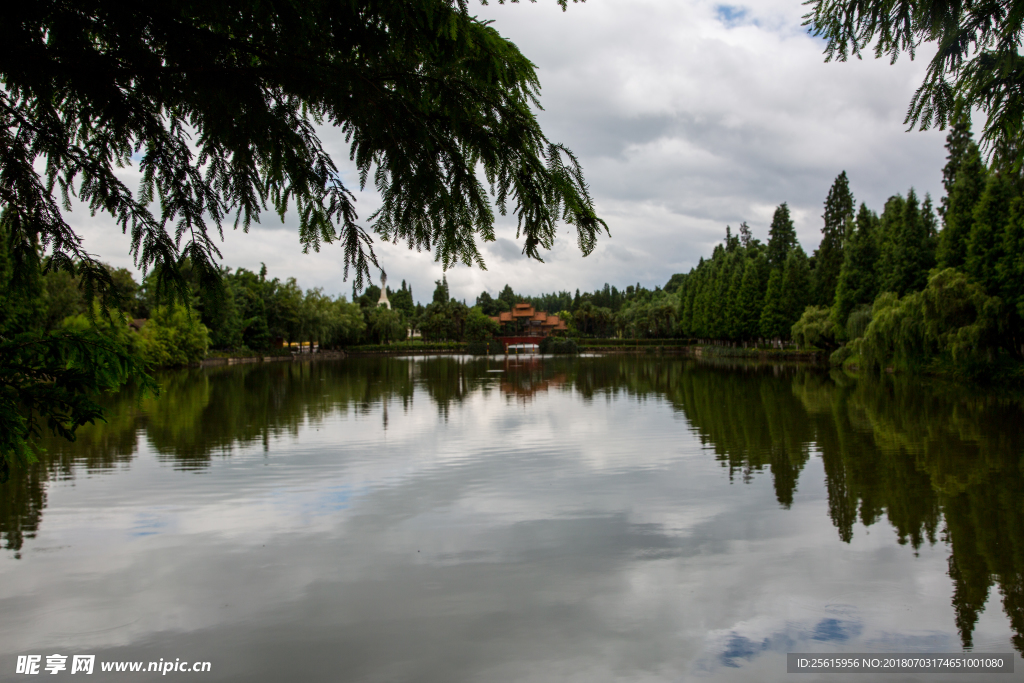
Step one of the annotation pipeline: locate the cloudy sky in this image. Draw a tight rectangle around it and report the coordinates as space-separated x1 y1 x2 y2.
76 0 949 304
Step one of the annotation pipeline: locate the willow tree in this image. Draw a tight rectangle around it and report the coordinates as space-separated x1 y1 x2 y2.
0 0 607 471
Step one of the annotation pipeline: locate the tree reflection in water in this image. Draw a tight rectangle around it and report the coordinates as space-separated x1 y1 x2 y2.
0 355 1021 651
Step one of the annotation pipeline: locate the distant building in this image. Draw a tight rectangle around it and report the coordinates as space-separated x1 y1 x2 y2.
490 302 567 337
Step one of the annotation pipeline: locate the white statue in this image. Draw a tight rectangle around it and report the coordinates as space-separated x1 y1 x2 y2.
377 273 391 309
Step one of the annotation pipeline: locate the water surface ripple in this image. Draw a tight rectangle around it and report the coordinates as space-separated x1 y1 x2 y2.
1 356 1021 682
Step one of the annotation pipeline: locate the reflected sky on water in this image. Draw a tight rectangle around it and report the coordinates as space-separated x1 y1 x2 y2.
1 356 1021 682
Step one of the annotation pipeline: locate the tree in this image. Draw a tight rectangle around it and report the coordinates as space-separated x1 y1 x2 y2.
0 0 606 469
432 277 450 305
498 284 518 312
966 172 1014 294
781 248 811 326
0 225 44 338
792 306 838 350
135 305 211 367
1 0 606 299
999 200 1024 319
814 172 855 306
464 307 500 341
804 0 1024 164
760 269 788 341
390 282 416 318
939 142 987 269
736 252 768 341
833 204 880 329
766 203 797 269
877 189 935 297
738 221 755 248
367 307 406 345
724 255 746 340
939 108 975 221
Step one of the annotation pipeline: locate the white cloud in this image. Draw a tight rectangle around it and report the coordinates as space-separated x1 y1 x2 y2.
68 0 947 304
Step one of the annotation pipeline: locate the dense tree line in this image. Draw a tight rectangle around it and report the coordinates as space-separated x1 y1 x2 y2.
10 109 1021 378
819 112 1022 377
0 230 209 369
473 280 677 339
667 114 1024 377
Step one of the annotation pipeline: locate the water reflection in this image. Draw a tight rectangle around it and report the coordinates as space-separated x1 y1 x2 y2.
1 355 1022 671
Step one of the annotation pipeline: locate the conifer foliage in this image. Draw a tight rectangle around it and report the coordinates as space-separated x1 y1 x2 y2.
674 130 1024 373
805 0 1024 167
0 0 605 470
813 171 855 306
1 0 605 302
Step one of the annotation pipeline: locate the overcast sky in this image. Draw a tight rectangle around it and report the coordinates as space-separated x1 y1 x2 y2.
75 0 949 305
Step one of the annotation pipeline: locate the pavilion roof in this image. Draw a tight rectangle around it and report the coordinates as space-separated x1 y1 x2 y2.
512 303 535 318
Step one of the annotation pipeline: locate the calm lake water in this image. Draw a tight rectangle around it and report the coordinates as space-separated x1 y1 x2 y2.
1 355 1022 682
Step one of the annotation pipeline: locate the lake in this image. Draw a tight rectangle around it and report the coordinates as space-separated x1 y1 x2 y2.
1 355 1021 681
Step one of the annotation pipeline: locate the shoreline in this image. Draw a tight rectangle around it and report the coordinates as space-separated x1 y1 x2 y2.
197 344 828 363
199 350 347 367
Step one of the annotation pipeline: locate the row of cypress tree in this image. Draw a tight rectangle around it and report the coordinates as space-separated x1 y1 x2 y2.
674 175 939 344
673 110 1024 371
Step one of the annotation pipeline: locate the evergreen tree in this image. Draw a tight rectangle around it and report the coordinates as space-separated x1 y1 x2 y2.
878 190 934 296
737 252 768 340
474 290 500 316
939 108 974 221
690 265 710 337
997 199 1024 356
725 255 746 340
966 172 1014 295
390 281 416 317
739 221 754 248
922 194 939 249
760 268 788 340
833 204 880 328
432 277 450 304
814 171 855 306
707 245 730 339
0 225 44 337
782 247 811 326
939 142 987 269
0 0 610 466
497 284 517 311
766 203 797 269
725 225 740 253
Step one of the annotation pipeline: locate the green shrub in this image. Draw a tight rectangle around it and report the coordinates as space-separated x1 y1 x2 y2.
137 305 210 367
63 302 209 368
